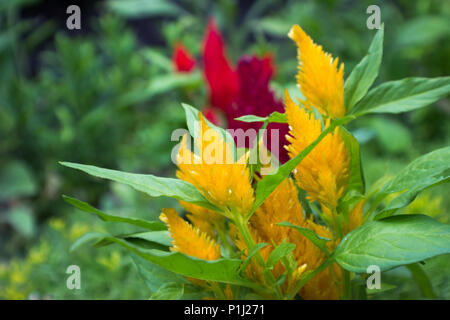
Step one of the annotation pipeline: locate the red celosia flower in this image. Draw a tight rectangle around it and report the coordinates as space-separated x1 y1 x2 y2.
202 21 289 163
203 107 221 126
230 55 289 163
173 43 196 72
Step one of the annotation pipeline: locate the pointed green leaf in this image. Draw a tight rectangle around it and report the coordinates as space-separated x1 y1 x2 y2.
235 112 287 124
345 25 384 110
102 236 260 288
373 146 450 219
63 195 167 231
340 127 365 194
149 282 184 300
60 162 221 212
277 221 330 255
266 242 296 270
334 214 450 273
351 77 450 115
406 263 437 299
239 243 267 273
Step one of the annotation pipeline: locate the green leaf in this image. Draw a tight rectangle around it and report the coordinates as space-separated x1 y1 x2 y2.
368 117 412 153
366 283 397 295
277 221 330 255
406 263 437 299
249 116 354 216
101 236 258 288
117 73 202 107
70 232 107 252
253 17 293 37
351 77 450 115
132 254 188 292
133 255 209 299
373 147 450 219
266 242 296 270
0 161 37 200
124 231 172 247
235 112 287 124
181 103 236 158
395 16 450 49
142 48 173 72
239 243 267 273
96 231 172 250
63 195 167 231
7 205 35 238
334 214 450 273
107 0 182 18
60 162 220 212
146 72 202 96
345 25 384 111
340 127 365 194
149 282 184 300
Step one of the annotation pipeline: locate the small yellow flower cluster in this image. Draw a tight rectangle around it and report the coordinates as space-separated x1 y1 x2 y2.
0 241 50 300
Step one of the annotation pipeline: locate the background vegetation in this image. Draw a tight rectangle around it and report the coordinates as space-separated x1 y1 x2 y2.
1 0 449 299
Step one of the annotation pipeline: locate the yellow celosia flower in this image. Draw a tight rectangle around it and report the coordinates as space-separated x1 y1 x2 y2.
289 25 345 118
176 114 254 215
284 90 350 209
229 178 341 299
179 200 225 239
160 208 221 261
343 199 365 234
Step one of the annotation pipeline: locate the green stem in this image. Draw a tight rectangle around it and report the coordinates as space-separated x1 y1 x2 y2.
233 212 284 299
286 258 333 300
210 282 226 300
216 223 234 256
342 269 352 300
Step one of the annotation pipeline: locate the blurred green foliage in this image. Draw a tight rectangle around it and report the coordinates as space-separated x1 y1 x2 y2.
0 0 448 299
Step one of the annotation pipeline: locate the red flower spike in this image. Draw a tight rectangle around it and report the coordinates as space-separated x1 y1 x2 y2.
203 107 221 126
173 43 196 73
202 20 239 113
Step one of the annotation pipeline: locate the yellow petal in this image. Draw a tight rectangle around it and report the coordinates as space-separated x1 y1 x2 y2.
176 114 254 215
289 25 345 118
179 200 225 239
284 90 350 209
160 208 220 261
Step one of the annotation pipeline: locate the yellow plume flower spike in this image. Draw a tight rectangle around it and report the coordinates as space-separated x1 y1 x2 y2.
344 199 365 234
284 90 350 209
288 25 345 118
179 200 225 239
176 114 254 215
231 177 341 299
160 208 221 261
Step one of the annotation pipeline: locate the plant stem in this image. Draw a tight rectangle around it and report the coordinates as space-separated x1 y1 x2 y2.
286 258 333 299
342 269 352 300
233 212 284 299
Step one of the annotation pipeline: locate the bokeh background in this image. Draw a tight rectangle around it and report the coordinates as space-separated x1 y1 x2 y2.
0 0 449 299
